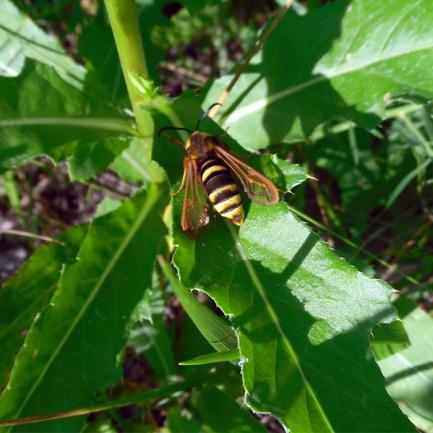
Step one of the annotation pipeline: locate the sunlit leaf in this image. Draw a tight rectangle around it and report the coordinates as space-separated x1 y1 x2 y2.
204 0 433 149
371 320 411 361
0 0 85 87
379 300 433 433
173 202 415 432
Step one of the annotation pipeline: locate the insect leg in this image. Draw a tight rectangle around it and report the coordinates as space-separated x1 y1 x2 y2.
171 170 187 196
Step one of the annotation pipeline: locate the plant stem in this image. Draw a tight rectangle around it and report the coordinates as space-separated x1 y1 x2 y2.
104 0 153 144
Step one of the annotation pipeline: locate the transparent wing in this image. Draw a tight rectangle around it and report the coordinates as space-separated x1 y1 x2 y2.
181 157 210 237
215 146 279 205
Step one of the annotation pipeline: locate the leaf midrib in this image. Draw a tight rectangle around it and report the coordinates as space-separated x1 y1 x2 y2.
0 21 84 84
0 288 54 341
225 40 433 124
10 190 159 425
227 224 335 433
0 118 133 134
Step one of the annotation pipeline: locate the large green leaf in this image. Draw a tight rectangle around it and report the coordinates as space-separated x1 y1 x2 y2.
78 10 127 103
0 184 168 432
0 226 86 391
379 300 433 433
110 138 154 184
204 0 433 149
0 0 84 87
0 61 132 174
173 202 415 432
67 138 130 181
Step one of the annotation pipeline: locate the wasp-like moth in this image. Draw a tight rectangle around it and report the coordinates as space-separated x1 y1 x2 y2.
159 105 279 238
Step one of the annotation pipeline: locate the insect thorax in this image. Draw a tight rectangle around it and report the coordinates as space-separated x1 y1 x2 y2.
186 132 215 159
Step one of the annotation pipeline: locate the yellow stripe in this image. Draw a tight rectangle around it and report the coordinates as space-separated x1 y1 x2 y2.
209 184 238 203
214 195 241 214
221 205 244 223
202 165 226 182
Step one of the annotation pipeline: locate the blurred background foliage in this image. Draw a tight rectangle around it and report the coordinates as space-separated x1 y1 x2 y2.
1 0 433 431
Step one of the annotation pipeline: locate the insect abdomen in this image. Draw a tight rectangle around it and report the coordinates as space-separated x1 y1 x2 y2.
200 158 245 226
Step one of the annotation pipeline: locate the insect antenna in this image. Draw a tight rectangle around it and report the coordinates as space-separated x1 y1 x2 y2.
158 127 192 147
195 103 223 130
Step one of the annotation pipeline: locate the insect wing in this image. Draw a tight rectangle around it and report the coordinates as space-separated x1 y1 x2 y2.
215 146 279 205
181 157 210 237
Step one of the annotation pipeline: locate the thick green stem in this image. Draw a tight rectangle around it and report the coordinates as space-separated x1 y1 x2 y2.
104 0 153 143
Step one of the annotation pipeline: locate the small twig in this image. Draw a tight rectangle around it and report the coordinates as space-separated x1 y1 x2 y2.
309 180 335 248
0 229 62 244
208 0 294 119
0 378 208 427
160 63 207 84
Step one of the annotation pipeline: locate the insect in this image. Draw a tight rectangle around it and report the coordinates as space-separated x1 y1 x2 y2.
159 105 279 238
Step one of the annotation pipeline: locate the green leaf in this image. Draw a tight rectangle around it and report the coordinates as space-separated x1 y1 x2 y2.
0 377 210 431
83 417 117 433
370 320 411 361
0 61 132 174
78 11 127 103
0 226 86 391
110 138 153 184
168 408 202 433
0 184 168 432
159 258 238 355
0 0 85 87
3 171 23 225
379 301 433 433
385 158 432 208
173 203 416 432
68 138 130 181
80 1 171 88
179 350 239 366
193 385 268 433
263 155 308 192
95 198 122 218
204 0 433 149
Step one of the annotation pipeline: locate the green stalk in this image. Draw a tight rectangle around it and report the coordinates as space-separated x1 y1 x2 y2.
104 0 153 145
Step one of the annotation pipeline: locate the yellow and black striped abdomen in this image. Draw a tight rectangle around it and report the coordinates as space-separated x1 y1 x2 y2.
200 158 245 226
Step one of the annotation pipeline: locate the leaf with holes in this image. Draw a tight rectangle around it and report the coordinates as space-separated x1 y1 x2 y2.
173 201 416 433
